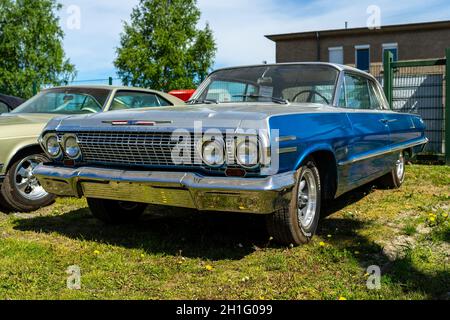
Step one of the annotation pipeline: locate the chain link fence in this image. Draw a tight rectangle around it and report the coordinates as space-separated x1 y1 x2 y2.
371 59 447 158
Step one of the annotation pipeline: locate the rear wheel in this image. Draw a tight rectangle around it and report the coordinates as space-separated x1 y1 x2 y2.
0 153 55 212
379 152 406 189
266 159 322 246
87 198 147 225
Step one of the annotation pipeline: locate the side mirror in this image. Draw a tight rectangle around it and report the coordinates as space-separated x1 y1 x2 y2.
257 77 273 85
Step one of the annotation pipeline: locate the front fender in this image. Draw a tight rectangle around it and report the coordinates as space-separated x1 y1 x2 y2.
294 143 336 170
0 136 41 174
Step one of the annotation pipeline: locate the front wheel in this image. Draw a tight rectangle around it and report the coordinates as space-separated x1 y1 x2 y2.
0 153 55 212
87 198 147 225
266 159 322 246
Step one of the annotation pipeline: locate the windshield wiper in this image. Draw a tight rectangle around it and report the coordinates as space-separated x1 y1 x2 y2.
232 94 289 105
187 98 219 105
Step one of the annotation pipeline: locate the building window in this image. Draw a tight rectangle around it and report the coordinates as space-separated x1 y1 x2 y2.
355 45 370 71
329 47 344 64
383 43 398 62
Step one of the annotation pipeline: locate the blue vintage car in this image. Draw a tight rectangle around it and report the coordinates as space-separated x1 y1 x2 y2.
33 63 427 245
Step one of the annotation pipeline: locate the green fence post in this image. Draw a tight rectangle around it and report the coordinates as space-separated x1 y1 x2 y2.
445 48 450 165
32 81 38 96
383 50 393 109
108 77 113 86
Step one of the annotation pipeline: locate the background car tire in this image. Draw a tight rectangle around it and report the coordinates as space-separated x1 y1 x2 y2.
0 153 55 213
379 152 406 189
87 198 147 225
266 159 322 246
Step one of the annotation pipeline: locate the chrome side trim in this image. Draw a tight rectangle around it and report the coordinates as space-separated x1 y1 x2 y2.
276 136 297 143
278 147 298 154
338 138 429 166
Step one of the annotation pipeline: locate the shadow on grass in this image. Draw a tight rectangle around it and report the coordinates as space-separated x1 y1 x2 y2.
319 186 450 299
13 205 269 261
13 183 449 298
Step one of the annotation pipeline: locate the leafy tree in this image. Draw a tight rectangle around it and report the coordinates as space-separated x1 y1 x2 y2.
114 0 216 92
0 0 76 98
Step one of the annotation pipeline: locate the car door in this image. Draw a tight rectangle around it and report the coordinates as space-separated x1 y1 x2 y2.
379 83 423 152
342 73 391 183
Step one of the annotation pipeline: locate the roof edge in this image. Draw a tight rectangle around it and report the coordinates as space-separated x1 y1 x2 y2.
266 19 450 41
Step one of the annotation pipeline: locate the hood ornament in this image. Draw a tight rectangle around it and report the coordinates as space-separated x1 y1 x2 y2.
103 120 173 126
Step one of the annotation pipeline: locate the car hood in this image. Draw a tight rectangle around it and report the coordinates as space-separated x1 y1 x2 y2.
49 103 328 132
0 113 56 139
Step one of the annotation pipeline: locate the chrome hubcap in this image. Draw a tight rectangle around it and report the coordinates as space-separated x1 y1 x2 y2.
297 169 318 229
14 155 48 201
396 153 405 180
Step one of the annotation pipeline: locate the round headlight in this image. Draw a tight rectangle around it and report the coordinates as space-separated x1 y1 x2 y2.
46 135 61 158
236 141 259 168
63 136 81 159
202 141 225 167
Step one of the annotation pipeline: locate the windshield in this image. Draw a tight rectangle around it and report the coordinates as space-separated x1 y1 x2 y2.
11 88 111 114
192 64 339 105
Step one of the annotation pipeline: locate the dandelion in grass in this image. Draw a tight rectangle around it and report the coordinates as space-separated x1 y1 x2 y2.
205 265 214 271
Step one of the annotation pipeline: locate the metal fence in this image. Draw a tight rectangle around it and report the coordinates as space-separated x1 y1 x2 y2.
69 77 119 86
380 50 450 163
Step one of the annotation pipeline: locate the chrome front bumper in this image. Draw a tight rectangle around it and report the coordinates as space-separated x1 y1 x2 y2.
33 165 296 214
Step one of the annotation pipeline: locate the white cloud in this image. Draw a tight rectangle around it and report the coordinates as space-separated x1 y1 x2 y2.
58 0 450 80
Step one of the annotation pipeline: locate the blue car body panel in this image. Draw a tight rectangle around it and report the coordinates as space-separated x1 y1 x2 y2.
269 109 426 198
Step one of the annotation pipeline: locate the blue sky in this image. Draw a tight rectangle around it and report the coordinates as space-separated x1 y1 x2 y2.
58 0 450 84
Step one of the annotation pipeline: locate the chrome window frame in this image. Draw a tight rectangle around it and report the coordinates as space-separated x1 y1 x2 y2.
333 70 388 111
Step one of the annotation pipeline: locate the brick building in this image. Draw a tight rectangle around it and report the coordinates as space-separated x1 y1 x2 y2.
266 20 450 71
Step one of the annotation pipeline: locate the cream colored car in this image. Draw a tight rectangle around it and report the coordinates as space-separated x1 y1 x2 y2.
0 86 184 212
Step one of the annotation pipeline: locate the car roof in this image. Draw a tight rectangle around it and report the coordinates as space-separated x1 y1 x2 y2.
45 85 165 92
211 62 375 80
0 93 25 108
40 85 185 105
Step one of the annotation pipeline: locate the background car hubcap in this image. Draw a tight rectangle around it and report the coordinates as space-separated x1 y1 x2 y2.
14 155 48 201
396 153 405 180
297 169 318 229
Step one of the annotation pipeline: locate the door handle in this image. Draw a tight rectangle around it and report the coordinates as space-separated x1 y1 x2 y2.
380 119 398 124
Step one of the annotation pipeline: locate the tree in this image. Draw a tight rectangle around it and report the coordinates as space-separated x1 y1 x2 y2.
114 0 216 92
0 0 76 98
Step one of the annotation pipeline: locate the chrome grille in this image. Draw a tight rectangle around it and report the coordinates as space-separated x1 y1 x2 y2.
76 132 202 167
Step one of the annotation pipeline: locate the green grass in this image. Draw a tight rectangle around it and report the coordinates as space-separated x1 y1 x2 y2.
0 165 449 300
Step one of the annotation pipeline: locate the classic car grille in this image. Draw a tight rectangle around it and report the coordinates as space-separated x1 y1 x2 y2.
76 132 203 167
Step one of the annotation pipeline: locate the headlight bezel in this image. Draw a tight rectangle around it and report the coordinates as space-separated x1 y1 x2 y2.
41 133 62 159
201 139 226 168
235 139 260 169
62 134 82 160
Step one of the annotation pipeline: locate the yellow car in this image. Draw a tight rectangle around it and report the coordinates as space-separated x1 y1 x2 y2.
0 86 184 212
